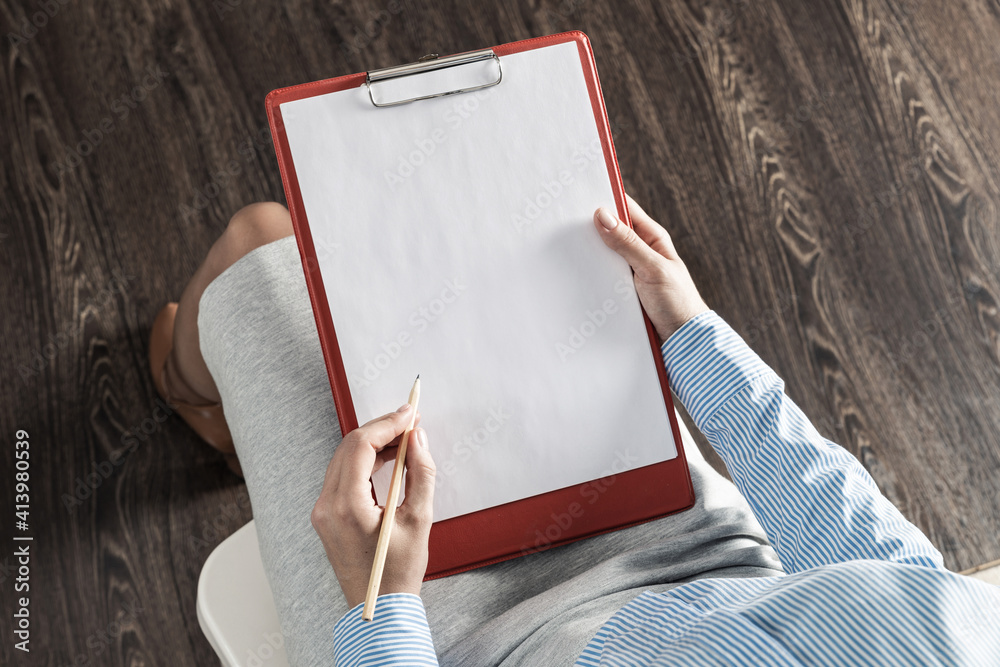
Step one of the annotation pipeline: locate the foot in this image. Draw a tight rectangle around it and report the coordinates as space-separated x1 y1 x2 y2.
149 303 242 476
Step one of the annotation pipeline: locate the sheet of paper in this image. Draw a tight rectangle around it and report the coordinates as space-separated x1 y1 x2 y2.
281 41 677 522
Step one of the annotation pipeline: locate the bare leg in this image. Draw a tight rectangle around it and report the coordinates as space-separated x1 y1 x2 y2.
170 202 293 404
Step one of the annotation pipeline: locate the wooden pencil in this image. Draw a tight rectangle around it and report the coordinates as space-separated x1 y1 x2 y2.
362 374 421 621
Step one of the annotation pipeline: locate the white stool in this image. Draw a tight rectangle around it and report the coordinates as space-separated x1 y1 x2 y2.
197 520 290 666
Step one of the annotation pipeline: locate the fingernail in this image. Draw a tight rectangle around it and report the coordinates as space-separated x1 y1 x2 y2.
597 207 618 231
414 428 427 448
397 403 411 413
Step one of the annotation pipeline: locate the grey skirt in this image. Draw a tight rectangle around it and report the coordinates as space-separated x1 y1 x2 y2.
197 235 782 667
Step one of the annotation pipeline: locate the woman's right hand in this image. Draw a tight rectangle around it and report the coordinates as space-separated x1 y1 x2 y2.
593 195 709 342
310 405 435 608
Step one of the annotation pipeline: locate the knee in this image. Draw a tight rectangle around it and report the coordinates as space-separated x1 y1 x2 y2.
224 202 293 254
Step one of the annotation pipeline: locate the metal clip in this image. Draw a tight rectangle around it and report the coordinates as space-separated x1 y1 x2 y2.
365 49 502 108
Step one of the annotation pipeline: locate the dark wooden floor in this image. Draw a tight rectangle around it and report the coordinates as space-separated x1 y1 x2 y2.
2 0 1000 664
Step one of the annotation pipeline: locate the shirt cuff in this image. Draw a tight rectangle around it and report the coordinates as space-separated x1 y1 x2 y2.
333 593 438 666
661 311 774 426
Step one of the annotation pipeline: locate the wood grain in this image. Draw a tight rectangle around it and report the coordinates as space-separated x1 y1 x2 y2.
1 0 999 664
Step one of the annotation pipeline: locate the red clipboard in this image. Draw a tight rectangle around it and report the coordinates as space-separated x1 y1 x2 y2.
266 31 695 579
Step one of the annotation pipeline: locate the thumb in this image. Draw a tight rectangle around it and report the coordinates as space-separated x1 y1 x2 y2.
594 207 664 274
400 428 436 524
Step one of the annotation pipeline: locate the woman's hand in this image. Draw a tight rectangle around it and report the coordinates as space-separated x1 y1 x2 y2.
594 195 709 341
311 404 436 608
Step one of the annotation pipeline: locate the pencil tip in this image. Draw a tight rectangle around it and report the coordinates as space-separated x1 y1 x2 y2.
416 374 420 380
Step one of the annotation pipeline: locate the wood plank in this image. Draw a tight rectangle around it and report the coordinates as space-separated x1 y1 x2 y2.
1 0 998 664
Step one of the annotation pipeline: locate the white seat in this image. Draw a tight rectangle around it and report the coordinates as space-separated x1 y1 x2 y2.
197 520 290 666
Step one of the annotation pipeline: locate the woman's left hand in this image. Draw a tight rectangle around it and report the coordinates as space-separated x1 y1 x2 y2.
310 404 436 607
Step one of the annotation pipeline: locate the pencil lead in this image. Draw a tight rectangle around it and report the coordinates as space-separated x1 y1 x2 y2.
416 374 420 380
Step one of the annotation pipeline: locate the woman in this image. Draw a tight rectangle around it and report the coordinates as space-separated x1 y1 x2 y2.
150 197 999 665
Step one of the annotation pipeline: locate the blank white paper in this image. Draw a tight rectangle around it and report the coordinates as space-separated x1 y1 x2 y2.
280 41 677 522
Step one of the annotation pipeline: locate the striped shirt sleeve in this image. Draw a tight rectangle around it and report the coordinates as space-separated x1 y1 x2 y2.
333 593 438 666
662 311 944 574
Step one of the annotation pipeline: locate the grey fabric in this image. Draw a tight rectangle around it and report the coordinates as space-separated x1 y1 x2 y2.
198 236 784 667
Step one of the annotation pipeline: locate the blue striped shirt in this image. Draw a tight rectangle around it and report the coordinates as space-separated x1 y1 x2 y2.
333 311 1000 665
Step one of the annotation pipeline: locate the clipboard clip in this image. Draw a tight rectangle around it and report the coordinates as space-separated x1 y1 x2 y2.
366 49 503 108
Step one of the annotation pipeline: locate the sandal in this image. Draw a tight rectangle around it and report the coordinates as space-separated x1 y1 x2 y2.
149 303 242 477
